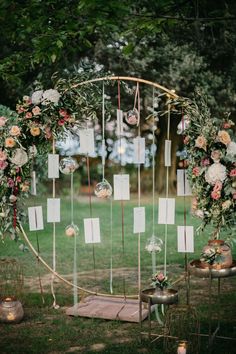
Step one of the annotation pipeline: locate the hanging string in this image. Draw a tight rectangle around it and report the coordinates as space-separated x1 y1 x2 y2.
164 103 171 277
102 81 105 180
86 154 97 288
118 80 126 299
70 171 78 306
30 147 45 303
182 108 189 304
136 82 141 295
110 197 113 294
151 88 157 275
50 138 58 309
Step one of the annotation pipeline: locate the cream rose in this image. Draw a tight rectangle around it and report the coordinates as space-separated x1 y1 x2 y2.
9 125 21 137
195 135 207 150
10 148 28 167
30 126 41 136
218 130 231 145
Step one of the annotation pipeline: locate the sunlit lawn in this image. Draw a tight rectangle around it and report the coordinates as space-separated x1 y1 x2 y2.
0 195 236 354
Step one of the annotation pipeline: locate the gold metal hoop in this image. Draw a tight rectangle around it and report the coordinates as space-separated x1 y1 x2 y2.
20 76 179 298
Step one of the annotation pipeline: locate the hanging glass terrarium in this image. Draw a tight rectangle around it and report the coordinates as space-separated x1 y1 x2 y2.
125 108 139 126
145 235 163 253
65 223 79 238
59 157 78 175
94 179 112 199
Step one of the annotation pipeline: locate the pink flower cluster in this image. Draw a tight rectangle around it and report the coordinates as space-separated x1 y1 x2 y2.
0 149 8 170
211 181 222 200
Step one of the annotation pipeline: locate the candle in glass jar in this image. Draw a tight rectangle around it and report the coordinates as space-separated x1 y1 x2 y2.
177 341 187 354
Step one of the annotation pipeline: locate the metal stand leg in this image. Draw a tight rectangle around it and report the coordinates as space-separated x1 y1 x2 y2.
148 297 151 340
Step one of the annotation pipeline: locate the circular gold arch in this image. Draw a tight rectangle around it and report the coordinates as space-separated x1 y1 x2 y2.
20 76 179 298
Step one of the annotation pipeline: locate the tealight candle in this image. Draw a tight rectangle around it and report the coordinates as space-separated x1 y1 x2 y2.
177 340 187 354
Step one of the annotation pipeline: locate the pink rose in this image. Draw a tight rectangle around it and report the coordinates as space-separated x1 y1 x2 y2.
157 273 165 282
59 109 67 117
211 190 221 200
183 136 190 145
229 169 236 177
0 116 7 127
201 158 210 167
16 176 22 183
223 122 231 129
233 192 236 200
16 105 26 114
7 178 14 188
192 167 200 176
25 112 33 119
32 106 41 116
0 160 8 170
58 119 65 126
0 149 7 161
44 127 52 140
213 181 222 192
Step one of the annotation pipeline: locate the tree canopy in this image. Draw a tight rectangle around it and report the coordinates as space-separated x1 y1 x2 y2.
1 0 236 109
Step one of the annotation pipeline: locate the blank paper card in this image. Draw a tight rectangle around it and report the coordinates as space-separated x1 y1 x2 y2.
28 206 44 231
158 198 175 225
84 218 101 244
177 226 194 253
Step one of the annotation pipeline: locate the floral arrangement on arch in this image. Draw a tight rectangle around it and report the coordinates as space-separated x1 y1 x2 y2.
178 95 236 240
0 74 102 240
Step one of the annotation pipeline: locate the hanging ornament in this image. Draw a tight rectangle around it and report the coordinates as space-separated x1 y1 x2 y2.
94 179 112 199
65 223 79 237
59 157 78 175
145 235 163 253
125 108 139 126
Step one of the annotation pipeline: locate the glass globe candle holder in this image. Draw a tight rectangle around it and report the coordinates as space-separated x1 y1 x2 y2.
145 235 163 253
65 223 79 237
94 179 112 199
125 108 139 126
59 157 78 175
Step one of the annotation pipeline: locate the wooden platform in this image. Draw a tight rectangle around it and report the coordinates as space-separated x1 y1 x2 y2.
65 295 149 323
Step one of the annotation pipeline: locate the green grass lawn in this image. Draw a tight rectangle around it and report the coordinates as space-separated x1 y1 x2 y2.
0 195 236 353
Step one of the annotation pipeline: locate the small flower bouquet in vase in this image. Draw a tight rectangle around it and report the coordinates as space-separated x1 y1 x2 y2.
151 272 169 292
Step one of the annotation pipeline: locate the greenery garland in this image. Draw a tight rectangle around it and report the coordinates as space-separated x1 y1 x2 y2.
0 73 103 240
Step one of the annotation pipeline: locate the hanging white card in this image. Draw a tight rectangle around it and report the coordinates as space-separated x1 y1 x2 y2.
164 140 171 167
113 174 130 200
177 170 192 196
177 226 194 253
79 129 95 154
84 218 101 244
116 109 123 136
158 198 175 225
133 207 145 233
47 198 61 223
133 137 145 164
31 170 37 196
48 154 59 179
28 206 44 231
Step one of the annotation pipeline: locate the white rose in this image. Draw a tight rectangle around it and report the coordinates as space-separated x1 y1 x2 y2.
10 148 28 167
227 141 236 157
31 90 44 105
205 162 227 185
42 89 61 105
